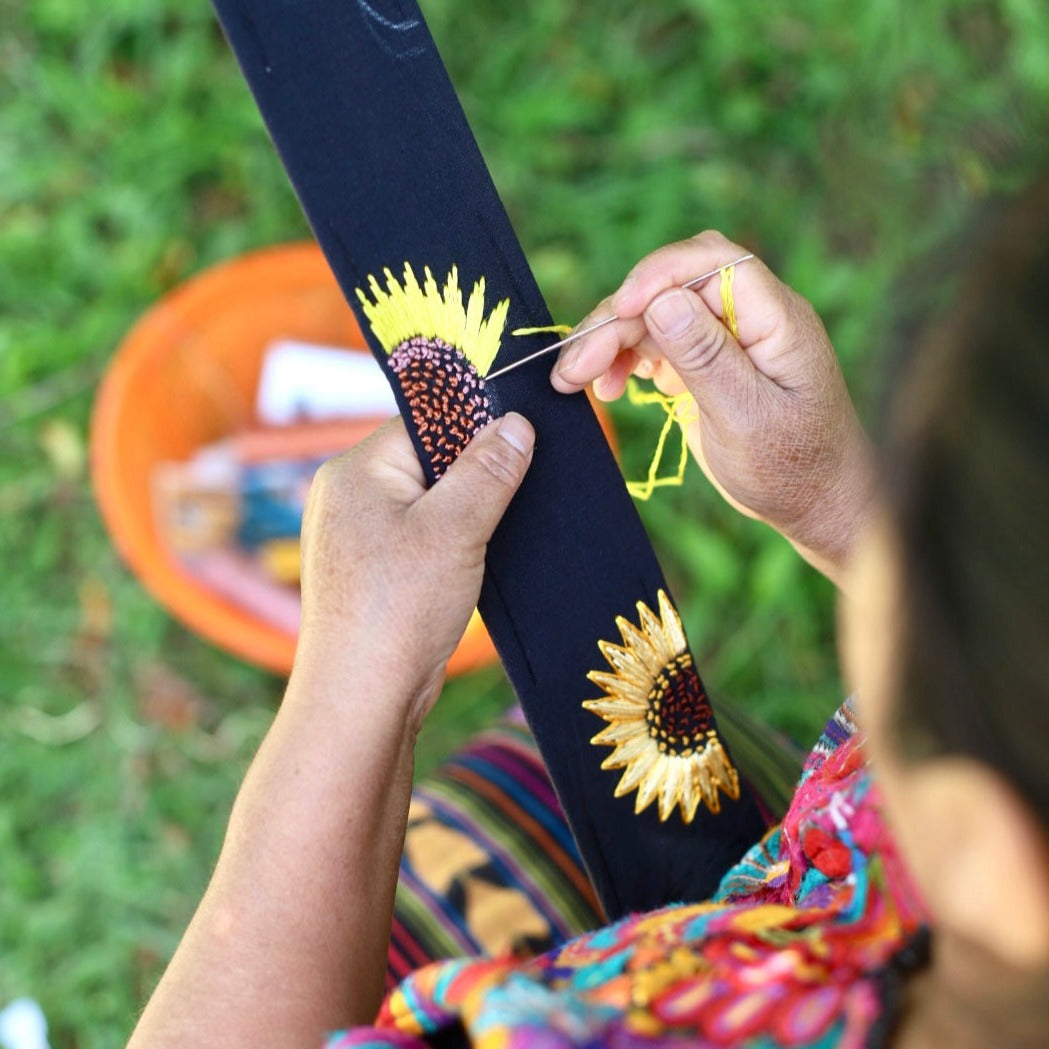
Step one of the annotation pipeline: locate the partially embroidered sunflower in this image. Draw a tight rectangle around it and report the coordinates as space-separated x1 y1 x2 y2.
583 590 739 822
356 263 509 476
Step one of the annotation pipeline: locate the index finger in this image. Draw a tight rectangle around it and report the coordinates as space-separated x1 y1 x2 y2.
612 231 781 347
549 307 647 394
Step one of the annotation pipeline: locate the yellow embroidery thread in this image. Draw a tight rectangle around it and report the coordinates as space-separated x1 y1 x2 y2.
626 261 740 501
720 261 740 339
356 263 509 377
511 324 573 338
624 384 697 501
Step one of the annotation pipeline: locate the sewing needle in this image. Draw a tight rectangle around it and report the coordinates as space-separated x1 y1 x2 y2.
485 253 755 382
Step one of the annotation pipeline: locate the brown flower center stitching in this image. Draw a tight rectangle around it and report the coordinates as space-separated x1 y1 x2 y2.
388 335 492 476
645 652 712 756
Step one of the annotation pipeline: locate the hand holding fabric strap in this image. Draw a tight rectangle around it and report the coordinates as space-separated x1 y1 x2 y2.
210 0 765 917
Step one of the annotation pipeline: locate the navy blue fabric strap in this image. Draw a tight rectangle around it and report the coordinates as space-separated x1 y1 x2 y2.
211 0 765 918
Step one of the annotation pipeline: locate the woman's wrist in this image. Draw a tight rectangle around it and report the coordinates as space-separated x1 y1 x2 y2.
788 429 876 591
286 619 444 739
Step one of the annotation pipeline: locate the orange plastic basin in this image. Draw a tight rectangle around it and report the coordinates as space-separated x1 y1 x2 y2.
91 242 615 678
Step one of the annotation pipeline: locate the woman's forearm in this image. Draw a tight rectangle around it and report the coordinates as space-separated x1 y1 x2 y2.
127 418 535 1049
128 654 420 1049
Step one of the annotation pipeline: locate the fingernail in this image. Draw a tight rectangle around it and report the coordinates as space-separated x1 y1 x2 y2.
497 412 535 455
647 289 695 337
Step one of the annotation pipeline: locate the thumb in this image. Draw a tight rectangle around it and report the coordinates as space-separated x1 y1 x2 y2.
418 413 535 547
644 287 754 424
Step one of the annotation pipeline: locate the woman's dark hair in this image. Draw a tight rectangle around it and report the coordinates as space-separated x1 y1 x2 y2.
882 177 1049 827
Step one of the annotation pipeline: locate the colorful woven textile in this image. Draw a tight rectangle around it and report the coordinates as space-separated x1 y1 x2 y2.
389 719 603 988
332 702 928 1048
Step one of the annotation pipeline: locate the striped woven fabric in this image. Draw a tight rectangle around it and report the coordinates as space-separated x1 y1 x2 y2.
389 718 604 987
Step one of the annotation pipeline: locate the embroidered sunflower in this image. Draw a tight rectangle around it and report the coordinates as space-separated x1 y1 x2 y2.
355 263 509 476
584 590 739 823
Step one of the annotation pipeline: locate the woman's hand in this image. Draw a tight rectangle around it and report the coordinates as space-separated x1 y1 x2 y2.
127 412 535 1049
295 412 535 729
551 230 872 585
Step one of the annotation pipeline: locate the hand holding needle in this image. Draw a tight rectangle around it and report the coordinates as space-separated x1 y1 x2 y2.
485 253 755 382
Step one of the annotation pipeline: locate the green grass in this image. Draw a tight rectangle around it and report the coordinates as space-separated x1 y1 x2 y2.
2 1 1048 1045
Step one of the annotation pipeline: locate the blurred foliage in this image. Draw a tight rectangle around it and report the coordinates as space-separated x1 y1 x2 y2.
1 0 1047 1045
